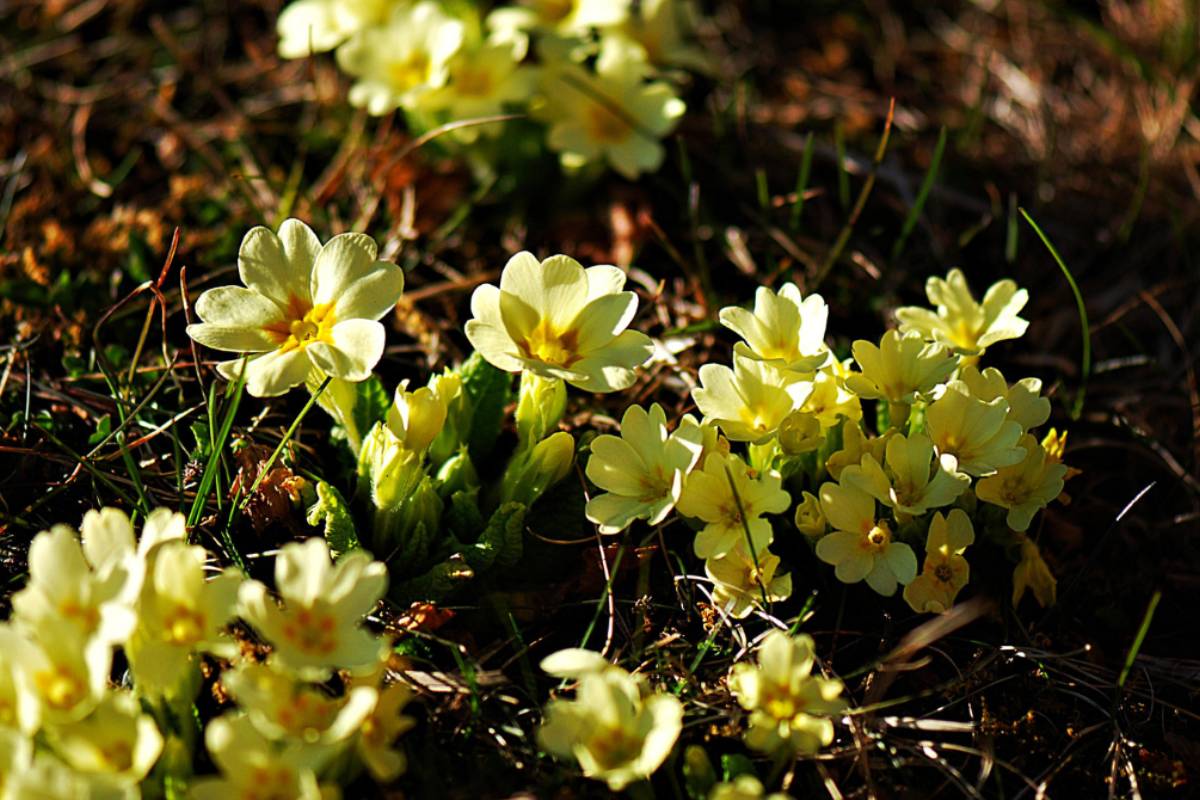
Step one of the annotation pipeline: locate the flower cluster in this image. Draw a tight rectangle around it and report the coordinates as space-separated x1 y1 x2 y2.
276 0 704 178
0 509 415 796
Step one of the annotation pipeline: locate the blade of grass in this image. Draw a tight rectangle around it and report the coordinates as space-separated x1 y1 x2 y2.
834 122 850 209
187 362 247 529
1020 208 1091 419
1116 589 1161 691
722 462 770 612
891 126 947 260
789 131 815 232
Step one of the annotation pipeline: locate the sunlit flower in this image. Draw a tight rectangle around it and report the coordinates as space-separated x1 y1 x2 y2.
585 404 705 533
538 36 686 178
676 453 790 559
223 662 375 747
776 410 822 455
709 774 792 800
335 1 465 115
11 523 139 647
500 430 576 506
1011 535 1056 607
824 420 890 481
45 691 164 786
815 481 917 596
538 657 682 791
488 0 629 39
4 752 98 800
718 284 829 375
1040 428 1082 503
191 714 337 800
238 538 388 679
348 654 417 782
925 382 1026 477
186 219 403 397
793 491 826 538
896 268 1029 356
706 542 792 619
728 631 846 756
843 329 958 410
614 0 712 72
0 652 34 734
386 374 461 454
426 37 535 140
839 432 969 519
0 728 32 797
127 540 242 698
957 365 1050 432
902 510 975 614
800 358 862 430
975 434 1067 531
5 620 111 725
276 0 396 58
465 251 653 392
693 354 812 444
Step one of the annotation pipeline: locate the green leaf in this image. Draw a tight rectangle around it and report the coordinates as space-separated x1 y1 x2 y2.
720 754 757 783
391 553 475 605
352 374 391 440
446 488 485 543
461 502 525 573
306 481 361 558
459 352 513 462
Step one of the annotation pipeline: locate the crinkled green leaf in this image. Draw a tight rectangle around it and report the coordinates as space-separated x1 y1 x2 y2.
459 351 513 463
306 481 360 558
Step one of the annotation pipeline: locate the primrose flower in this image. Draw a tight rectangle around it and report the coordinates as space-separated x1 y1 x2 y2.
538 36 686 178
728 631 846 756
426 37 535 140
186 219 404 398
793 491 826 538
709 774 792 800
238 538 388 679
896 268 1029 356
348 655 417 782
538 656 683 791
465 251 653 392
801 358 862 430
975 434 1067 531
777 410 822 455
585 404 705 534
335 1 465 115
719 284 829 375
386 374 460 454
824 421 890 481
126 540 242 698
0 652 33 734
615 0 712 72
488 0 629 39
925 382 1026 477
706 542 792 619
1011 535 1057 607
676 453 790 559
0 728 31 795
5 620 111 725
5 752 99 799
191 714 337 800
276 0 395 58
840 432 969 519
958 364 1051 433
693 354 813 444
45 691 164 786
223 662 376 746
843 329 958 408
815 481 917 596
902 510 975 614
11 523 139 647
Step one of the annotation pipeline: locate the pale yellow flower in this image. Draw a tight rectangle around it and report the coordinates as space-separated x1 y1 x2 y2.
347 655 417 782
223 662 376 747
844 329 958 409
718 284 829 375
776 410 822 455
191 714 337 800
0 728 32 797
386 374 460 454
4 752 99 800
676 453 790 559
585 404 705 533
925 381 1026 477
793 491 826 538
728 631 846 756
706 542 792 619
276 0 396 58
425 36 535 141
709 774 793 800
45 691 164 786
824 420 890 481
538 36 686 178
975 434 1067 532
488 0 629 39
186 219 403 397
815 481 917 596
4 620 111 726
127 540 242 698
0 651 33 734
538 657 682 791
800 358 862 430
1011 535 1057 608
336 1 465 115
614 0 712 72
839 432 969 519
238 538 388 679
465 251 653 392
957 365 1050 432
693 354 812 444
896 268 1029 356
903 510 975 614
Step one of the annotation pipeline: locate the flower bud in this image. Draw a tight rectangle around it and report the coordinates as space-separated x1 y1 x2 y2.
502 431 574 506
793 491 826 538
515 372 567 446
387 379 454 454
778 409 823 455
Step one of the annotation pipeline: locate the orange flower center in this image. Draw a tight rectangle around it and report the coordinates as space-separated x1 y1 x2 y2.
263 297 336 353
